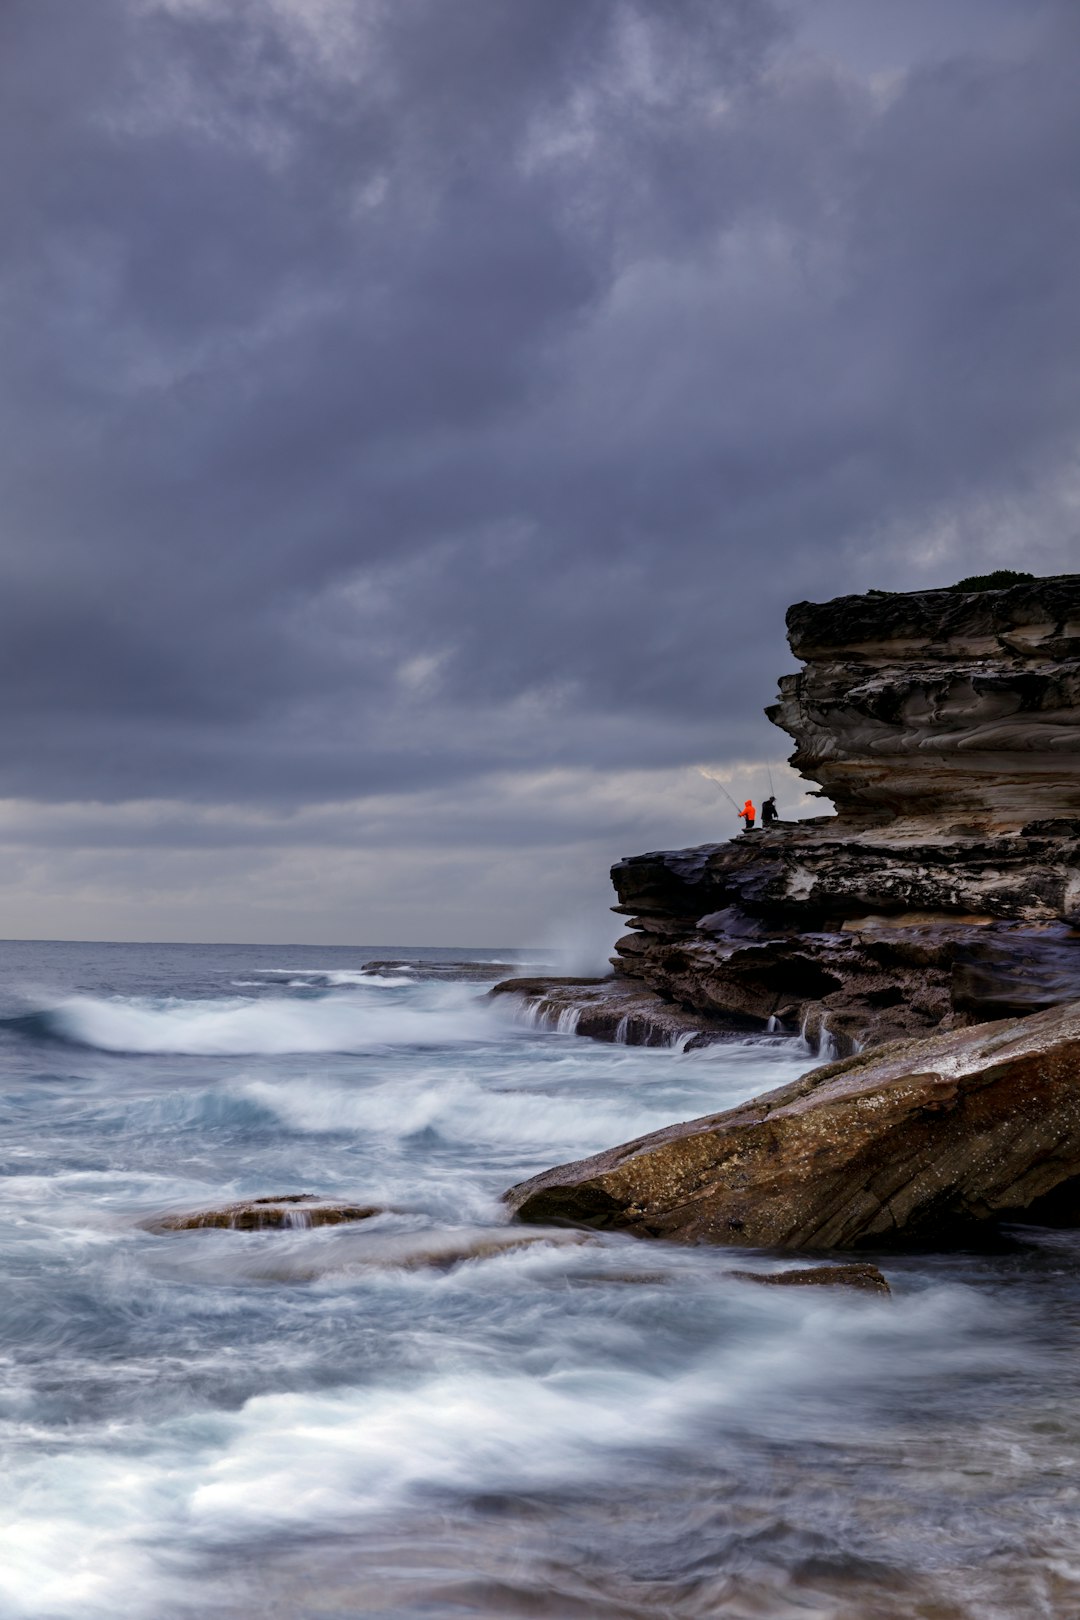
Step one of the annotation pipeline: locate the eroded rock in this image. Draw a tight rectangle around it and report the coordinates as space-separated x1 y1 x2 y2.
731 1264 890 1294
776 575 1080 834
144 1194 384 1232
505 999 1080 1251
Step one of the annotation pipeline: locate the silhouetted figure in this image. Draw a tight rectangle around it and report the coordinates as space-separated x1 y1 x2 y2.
740 799 756 832
762 796 778 827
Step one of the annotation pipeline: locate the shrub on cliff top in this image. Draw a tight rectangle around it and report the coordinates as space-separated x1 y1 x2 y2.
946 570 1035 592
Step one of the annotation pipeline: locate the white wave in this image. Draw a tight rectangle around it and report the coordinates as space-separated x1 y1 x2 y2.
322 971 416 987
229 974 415 988
42 988 494 1056
249 965 417 981
241 1067 680 1153
0 1282 1010 1619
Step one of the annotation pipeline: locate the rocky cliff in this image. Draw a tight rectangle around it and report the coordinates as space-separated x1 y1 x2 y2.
775 575 1080 834
494 575 1080 1053
604 575 1080 1052
499 576 1080 1254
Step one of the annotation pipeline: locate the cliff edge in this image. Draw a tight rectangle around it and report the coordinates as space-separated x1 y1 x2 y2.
494 575 1080 1054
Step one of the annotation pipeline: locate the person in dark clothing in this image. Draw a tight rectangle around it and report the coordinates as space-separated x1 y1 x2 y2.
761 795 778 827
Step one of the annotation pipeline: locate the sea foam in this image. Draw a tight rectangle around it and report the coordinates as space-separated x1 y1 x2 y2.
26 987 496 1056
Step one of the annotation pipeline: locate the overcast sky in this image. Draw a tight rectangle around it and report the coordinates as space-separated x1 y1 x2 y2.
1 0 1077 946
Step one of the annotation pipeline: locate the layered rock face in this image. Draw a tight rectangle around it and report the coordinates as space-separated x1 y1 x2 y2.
774 575 1080 834
609 576 1080 1053
506 999 1080 1250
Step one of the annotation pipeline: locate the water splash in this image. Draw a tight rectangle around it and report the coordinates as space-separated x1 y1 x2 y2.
8 984 495 1056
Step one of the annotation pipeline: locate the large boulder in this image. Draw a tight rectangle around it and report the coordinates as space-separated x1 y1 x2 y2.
506 999 1080 1250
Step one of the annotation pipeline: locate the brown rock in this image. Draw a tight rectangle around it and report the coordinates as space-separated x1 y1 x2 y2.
505 999 1080 1251
730 1264 890 1294
144 1194 383 1232
776 574 1080 834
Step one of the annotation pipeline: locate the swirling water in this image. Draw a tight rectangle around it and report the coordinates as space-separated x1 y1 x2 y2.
0 941 1078 1620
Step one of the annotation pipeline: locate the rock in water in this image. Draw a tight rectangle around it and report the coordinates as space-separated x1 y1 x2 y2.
731 1264 890 1294
487 974 737 1048
144 1195 383 1232
505 999 1080 1250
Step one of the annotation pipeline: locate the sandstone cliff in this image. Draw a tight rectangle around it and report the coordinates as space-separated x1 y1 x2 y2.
774 575 1080 835
600 575 1080 1053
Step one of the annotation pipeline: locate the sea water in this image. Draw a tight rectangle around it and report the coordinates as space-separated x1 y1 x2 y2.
0 940 1077 1619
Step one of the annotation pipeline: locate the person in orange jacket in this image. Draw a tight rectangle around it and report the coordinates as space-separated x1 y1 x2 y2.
740 799 756 831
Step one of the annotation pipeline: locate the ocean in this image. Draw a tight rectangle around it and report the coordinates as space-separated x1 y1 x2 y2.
0 939 1077 1619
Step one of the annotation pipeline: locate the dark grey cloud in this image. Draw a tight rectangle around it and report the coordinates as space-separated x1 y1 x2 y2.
0 0 1077 935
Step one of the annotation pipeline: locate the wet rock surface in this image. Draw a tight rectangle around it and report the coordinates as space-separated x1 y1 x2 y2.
506 999 1080 1251
488 975 740 1048
145 1222 592 1285
144 1195 384 1232
731 1264 890 1294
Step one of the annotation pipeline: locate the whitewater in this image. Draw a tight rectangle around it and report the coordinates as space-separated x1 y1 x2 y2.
0 940 1077 1619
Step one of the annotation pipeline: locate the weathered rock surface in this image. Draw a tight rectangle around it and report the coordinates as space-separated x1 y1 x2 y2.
731 1264 890 1294
774 575 1080 834
144 1194 383 1232
600 576 1080 1054
506 999 1080 1250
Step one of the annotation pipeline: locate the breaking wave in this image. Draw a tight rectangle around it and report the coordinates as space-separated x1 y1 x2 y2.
4 988 496 1056
239 1068 677 1152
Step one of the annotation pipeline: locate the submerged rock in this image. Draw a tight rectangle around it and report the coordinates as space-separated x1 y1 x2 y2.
506 999 1080 1251
146 1224 591 1284
144 1194 384 1232
731 1264 890 1294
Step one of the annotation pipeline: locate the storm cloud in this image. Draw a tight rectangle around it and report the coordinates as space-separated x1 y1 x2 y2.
1 0 1077 940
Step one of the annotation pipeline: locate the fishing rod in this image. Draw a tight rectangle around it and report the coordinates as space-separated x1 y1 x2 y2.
698 768 742 813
